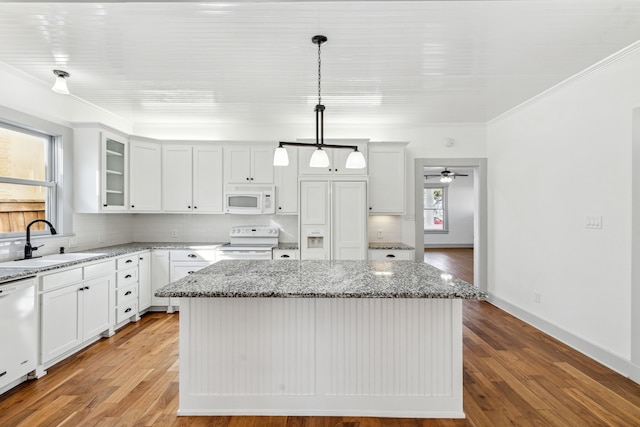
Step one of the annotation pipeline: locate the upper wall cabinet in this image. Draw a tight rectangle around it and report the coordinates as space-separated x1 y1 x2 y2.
274 147 298 214
162 145 223 213
298 140 368 176
224 146 274 184
367 142 407 214
129 139 162 212
74 127 129 213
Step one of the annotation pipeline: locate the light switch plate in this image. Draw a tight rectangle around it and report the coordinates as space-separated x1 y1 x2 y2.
585 215 602 229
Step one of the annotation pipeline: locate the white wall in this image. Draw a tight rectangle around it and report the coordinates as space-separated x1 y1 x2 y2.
424 173 474 247
487 44 640 367
132 214 298 243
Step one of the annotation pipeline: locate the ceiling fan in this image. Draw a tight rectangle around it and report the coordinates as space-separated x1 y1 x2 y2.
424 168 469 183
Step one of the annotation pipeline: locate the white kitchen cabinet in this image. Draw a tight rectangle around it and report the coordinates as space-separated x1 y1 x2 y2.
225 145 274 184
168 250 216 310
114 254 139 326
298 140 368 176
151 250 170 309
129 139 162 212
272 249 299 260
368 249 414 261
138 251 151 311
162 145 223 213
40 262 115 364
274 147 298 214
368 142 407 214
74 126 129 212
193 146 224 213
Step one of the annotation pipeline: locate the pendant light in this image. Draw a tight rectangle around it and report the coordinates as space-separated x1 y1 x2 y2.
275 35 366 169
51 70 70 95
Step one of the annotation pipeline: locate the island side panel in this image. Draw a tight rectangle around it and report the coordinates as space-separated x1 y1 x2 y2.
178 297 463 418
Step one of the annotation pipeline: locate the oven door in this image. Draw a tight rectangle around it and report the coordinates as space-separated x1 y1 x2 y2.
216 250 273 261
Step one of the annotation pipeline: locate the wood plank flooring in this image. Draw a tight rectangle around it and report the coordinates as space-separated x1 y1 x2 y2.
2 249 640 426
424 248 474 284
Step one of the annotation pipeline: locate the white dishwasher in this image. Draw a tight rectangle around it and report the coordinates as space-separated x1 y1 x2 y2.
0 277 37 391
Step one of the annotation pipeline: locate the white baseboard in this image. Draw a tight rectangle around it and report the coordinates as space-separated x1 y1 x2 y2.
488 295 638 384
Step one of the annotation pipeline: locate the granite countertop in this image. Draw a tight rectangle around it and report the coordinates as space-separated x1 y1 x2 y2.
0 242 226 283
155 260 486 300
368 242 415 250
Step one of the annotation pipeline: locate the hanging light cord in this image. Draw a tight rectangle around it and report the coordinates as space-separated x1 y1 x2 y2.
317 39 322 106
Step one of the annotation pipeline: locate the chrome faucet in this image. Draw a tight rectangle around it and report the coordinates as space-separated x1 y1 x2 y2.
24 219 57 259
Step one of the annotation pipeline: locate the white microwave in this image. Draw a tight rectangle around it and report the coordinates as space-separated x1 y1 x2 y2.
224 185 275 214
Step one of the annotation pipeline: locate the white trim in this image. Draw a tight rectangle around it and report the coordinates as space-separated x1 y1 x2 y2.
177 409 465 418
489 40 640 125
488 295 637 383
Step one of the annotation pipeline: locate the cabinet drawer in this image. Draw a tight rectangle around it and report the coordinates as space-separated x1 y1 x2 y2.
368 250 414 261
116 301 138 324
272 250 299 260
41 268 83 292
117 268 138 288
117 255 139 270
117 284 138 304
170 250 217 262
84 260 116 279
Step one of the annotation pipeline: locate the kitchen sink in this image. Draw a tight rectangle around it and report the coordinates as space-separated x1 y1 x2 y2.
0 252 107 269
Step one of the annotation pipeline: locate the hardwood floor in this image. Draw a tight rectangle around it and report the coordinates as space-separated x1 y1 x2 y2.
2 306 639 426
424 248 474 284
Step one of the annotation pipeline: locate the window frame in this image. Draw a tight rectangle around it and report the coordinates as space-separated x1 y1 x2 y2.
424 183 449 234
0 121 59 238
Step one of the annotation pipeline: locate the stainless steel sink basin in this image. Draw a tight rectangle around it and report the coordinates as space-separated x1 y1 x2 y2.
0 252 107 269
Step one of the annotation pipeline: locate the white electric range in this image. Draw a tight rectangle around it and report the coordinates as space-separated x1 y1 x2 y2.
216 226 279 261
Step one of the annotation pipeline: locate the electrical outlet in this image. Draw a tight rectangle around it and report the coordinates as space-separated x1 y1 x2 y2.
377 228 383 239
98 234 104 243
68 237 78 247
534 291 541 303
171 230 178 238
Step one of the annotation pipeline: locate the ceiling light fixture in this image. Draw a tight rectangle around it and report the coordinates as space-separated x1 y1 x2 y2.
51 70 70 95
274 35 366 169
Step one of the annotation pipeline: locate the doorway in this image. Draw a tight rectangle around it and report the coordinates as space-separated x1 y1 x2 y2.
414 158 487 291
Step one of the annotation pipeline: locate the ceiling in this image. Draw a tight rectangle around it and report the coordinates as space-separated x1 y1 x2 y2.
1 1 640 127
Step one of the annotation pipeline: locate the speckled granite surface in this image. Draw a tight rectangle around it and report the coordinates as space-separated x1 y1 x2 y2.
0 242 225 283
155 260 485 300
368 242 415 250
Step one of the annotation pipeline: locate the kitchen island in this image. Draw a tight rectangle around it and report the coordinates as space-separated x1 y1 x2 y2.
155 260 486 418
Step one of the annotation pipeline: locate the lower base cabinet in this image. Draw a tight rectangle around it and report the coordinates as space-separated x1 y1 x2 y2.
40 265 115 365
368 249 414 261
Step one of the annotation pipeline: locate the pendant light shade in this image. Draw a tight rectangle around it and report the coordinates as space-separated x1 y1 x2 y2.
309 148 330 168
273 146 289 166
440 176 453 183
51 70 70 95
345 150 366 169
275 35 366 170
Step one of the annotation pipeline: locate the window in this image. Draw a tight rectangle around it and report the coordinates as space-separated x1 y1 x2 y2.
424 184 448 233
0 123 57 236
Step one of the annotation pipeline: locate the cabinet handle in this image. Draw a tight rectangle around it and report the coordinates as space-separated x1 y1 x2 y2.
187 271 195 274
188 205 191 209
139 257 144 260
194 206 197 209
250 177 254 180
125 308 132 313
369 207 372 210
328 168 332 172
126 259 133 263
386 254 396 258
187 254 197 258
246 177 250 181
131 205 135 208
125 274 132 279
335 169 338 172
78 287 84 291
125 290 132 296
281 254 290 258
103 204 108 207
